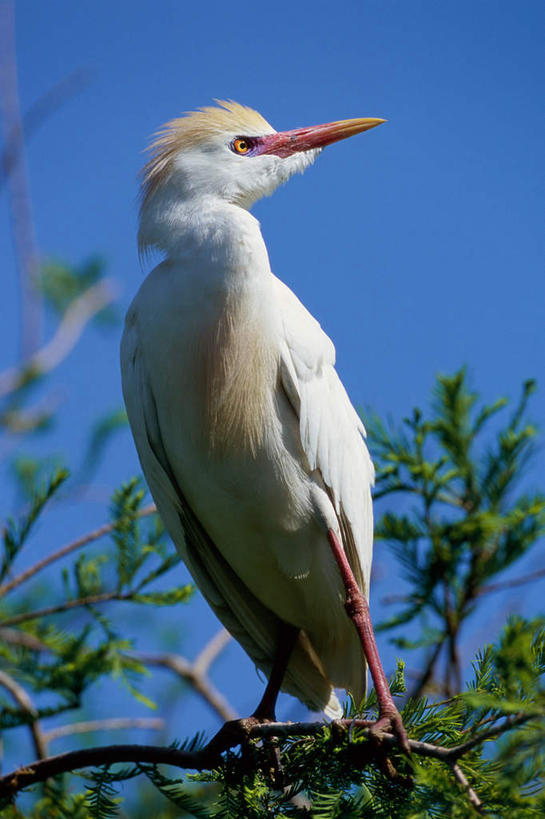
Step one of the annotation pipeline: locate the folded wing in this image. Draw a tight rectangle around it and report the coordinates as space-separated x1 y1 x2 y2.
121 316 343 717
274 275 374 601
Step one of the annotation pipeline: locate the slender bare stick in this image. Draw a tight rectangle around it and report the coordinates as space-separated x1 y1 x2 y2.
0 68 92 190
0 504 156 599
134 629 237 723
450 762 483 811
0 589 138 627
193 627 232 676
478 567 545 596
0 0 41 358
0 627 49 651
449 712 534 758
0 670 47 760
43 718 164 744
0 279 117 398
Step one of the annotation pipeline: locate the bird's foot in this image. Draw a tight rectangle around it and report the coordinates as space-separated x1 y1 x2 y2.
368 705 410 756
198 715 261 767
341 708 411 786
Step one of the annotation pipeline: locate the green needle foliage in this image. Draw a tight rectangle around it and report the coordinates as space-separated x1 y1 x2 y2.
368 370 545 698
1 371 544 817
0 475 191 732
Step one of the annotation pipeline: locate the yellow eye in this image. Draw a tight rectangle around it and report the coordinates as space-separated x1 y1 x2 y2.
233 138 250 154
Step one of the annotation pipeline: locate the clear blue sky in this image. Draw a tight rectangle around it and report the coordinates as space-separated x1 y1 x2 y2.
2 0 544 760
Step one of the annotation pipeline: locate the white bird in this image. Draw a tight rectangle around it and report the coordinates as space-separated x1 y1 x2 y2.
122 101 405 741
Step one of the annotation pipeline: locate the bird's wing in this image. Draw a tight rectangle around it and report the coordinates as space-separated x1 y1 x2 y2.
274 275 375 595
121 316 342 717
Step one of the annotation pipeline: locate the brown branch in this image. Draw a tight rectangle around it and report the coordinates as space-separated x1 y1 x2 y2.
133 629 237 723
409 636 445 700
0 0 41 358
0 589 137 627
0 670 47 761
373 483 462 508
0 504 156 599
0 743 207 798
0 279 117 398
478 567 545 596
193 627 232 676
2 713 539 802
0 68 92 189
43 718 164 744
450 761 483 812
448 712 535 758
0 627 49 651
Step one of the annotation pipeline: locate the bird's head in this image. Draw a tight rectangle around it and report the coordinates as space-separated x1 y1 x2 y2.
139 101 384 253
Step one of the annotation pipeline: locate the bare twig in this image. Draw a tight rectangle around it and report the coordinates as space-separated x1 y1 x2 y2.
0 670 47 760
0 589 138 627
450 761 483 811
0 627 49 651
409 636 446 700
0 279 117 398
43 718 164 744
0 503 156 599
0 68 92 189
0 1 41 357
373 483 462 508
449 712 535 758
1 713 539 801
134 629 237 723
193 627 232 676
478 567 545 596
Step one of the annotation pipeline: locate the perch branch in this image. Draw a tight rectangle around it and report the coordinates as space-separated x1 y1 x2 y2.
1 712 539 802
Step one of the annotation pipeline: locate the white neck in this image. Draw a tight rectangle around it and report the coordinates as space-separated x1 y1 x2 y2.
140 184 269 273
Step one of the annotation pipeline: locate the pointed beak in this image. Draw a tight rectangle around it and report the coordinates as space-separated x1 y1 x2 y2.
259 117 386 158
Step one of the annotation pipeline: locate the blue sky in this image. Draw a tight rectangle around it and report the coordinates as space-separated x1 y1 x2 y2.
2 0 544 763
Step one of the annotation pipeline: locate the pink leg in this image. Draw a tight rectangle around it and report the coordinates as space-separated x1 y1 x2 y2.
252 624 299 721
327 529 409 753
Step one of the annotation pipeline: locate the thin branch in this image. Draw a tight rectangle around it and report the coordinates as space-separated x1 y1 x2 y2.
1 713 539 801
0 68 92 190
0 627 49 651
0 670 47 760
478 567 545 596
0 589 137 627
0 504 156 599
449 712 535 758
0 0 41 357
193 627 232 676
134 629 237 723
450 761 483 812
43 718 164 744
0 743 202 798
409 636 445 700
0 279 117 398
374 482 462 508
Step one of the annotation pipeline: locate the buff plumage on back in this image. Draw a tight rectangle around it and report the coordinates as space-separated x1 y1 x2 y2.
140 100 274 206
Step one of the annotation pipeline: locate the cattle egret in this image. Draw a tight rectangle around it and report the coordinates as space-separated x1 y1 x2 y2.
122 101 406 746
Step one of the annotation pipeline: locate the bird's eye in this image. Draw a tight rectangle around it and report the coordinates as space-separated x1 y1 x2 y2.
232 138 250 155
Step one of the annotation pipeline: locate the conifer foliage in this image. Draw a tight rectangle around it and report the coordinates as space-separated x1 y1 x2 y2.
0 370 543 817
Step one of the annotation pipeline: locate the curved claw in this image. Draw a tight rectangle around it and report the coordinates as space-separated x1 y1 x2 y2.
369 707 411 756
